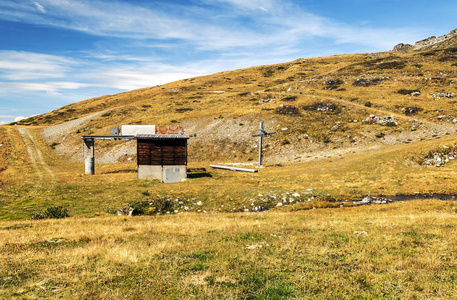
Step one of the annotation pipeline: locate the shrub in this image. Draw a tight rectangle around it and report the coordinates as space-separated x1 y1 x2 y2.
281 96 297 101
43 206 70 219
353 78 385 87
364 101 372 107
276 104 300 115
375 132 385 138
281 137 290 145
31 213 46 220
261 67 275 77
398 89 420 95
421 51 437 56
376 61 406 69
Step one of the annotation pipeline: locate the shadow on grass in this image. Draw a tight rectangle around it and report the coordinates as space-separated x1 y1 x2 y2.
103 169 137 174
187 168 213 179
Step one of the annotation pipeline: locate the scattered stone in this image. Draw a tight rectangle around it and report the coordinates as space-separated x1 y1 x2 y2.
402 107 422 115
354 231 368 235
323 79 343 90
355 196 393 205
414 145 457 167
276 104 300 115
430 92 455 100
363 115 398 126
303 102 338 112
353 77 386 87
330 122 341 131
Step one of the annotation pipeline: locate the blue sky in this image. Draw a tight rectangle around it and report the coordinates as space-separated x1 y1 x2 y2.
0 0 456 124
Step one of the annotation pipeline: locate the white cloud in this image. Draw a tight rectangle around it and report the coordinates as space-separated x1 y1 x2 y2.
206 0 276 12
99 71 198 90
34 2 46 13
14 116 26 122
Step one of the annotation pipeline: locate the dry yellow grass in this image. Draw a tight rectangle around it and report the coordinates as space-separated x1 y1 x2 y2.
1 201 457 298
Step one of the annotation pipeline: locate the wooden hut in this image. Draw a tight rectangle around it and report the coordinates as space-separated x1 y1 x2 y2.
135 134 190 183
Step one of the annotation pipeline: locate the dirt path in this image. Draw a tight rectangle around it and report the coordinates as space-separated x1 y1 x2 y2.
17 127 56 183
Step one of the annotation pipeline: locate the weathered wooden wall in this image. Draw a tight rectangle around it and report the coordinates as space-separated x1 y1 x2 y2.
137 139 187 166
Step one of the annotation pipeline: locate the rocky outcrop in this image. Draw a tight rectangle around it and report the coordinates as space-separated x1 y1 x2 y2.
414 29 457 50
392 43 413 52
392 28 457 52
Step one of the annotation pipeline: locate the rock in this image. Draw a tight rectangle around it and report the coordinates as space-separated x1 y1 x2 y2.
412 28 457 50
363 115 398 126
392 43 413 52
354 231 368 235
196 201 202 206
355 196 393 205
403 107 422 115
430 92 455 100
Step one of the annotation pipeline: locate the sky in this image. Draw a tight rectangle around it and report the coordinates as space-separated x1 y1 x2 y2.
0 0 456 125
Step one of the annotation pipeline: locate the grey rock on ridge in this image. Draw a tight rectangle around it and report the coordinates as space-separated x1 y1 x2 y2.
392 43 412 52
393 28 457 52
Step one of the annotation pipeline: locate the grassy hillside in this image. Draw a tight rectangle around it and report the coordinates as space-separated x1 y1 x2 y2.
9 45 457 166
0 36 457 216
2 30 457 299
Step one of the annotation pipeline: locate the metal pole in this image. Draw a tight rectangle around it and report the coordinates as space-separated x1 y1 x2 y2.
257 121 264 168
84 138 95 175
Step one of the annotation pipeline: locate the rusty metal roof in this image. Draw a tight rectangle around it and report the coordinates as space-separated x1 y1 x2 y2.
135 134 190 139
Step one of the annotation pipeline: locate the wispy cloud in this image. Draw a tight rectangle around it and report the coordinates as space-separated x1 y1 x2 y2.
0 51 75 80
34 1 46 13
0 81 95 95
0 0 422 52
